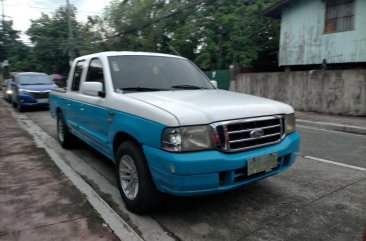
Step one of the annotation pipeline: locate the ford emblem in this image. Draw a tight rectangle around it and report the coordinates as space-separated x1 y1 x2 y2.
250 129 264 139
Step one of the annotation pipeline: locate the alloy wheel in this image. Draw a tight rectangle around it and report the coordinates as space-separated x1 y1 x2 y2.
119 155 139 200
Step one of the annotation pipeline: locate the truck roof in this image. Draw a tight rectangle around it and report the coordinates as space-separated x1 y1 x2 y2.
74 51 186 61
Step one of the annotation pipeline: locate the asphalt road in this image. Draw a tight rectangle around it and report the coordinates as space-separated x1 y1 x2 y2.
6 105 366 241
298 126 366 168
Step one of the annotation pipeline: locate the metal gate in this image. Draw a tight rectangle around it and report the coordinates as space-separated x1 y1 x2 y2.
204 69 230 90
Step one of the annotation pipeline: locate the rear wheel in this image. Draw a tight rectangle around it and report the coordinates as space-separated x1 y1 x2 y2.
57 112 75 149
116 141 161 214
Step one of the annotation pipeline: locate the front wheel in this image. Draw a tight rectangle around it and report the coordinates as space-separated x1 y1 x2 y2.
17 102 23 112
116 141 161 214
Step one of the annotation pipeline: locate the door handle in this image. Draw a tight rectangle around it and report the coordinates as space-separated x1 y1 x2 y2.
108 112 115 116
80 108 85 111
67 103 71 106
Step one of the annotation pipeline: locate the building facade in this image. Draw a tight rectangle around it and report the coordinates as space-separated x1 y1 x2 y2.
265 0 366 66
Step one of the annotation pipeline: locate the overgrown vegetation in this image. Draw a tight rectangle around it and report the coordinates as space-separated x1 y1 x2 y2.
0 0 279 76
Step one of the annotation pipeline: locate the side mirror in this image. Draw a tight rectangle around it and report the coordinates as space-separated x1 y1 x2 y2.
80 82 104 97
210 80 218 89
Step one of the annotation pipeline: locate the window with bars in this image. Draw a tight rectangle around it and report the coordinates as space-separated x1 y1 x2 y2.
324 0 355 33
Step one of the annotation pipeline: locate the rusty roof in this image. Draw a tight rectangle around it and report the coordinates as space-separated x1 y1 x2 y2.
263 0 292 18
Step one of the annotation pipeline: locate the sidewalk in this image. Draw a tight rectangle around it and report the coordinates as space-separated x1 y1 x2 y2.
0 102 119 240
296 111 366 135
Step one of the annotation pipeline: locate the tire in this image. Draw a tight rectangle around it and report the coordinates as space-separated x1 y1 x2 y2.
57 112 75 149
116 141 161 214
17 102 23 112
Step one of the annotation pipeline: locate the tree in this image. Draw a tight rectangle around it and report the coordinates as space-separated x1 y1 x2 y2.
193 0 280 69
78 16 109 56
103 0 280 70
26 6 76 75
0 20 33 77
5 0 280 74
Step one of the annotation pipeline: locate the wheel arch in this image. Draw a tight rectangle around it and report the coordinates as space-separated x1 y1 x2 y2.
113 132 141 158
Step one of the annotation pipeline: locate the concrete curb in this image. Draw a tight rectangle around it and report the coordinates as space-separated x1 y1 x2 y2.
297 119 366 135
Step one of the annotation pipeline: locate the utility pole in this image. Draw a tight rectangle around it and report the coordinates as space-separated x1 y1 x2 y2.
1 0 4 32
66 0 75 65
1 0 4 31
1 0 9 79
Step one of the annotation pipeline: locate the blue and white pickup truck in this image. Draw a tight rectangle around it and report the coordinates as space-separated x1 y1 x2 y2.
50 51 300 213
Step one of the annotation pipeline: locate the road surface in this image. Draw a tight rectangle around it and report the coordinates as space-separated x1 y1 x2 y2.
6 105 366 241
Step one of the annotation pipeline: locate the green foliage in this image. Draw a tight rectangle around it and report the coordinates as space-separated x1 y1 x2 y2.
25 5 108 74
2 0 280 74
0 20 33 77
26 6 79 75
104 0 280 70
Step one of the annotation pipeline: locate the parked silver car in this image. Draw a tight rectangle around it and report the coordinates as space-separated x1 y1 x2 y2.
2 79 13 102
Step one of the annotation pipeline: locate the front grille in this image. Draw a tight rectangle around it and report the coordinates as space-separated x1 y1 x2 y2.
212 116 284 152
28 91 49 99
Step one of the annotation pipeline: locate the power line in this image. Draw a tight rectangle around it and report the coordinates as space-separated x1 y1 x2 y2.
28 5 103 14
2 3 103 15
114 0 217 36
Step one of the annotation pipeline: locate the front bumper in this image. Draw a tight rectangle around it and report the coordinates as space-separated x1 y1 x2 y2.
143 131 300 195
17 94 49 107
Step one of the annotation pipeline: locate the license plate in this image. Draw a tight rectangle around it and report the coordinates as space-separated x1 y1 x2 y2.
247 153 278 176
38 98 49 103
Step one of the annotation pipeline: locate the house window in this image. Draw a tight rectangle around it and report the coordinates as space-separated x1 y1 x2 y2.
325 0 355 33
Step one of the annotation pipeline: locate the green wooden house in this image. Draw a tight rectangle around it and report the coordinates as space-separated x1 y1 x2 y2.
265 0 366 66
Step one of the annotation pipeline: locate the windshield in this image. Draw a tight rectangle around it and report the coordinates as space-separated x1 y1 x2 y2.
17 75 52 85
108 55 213 92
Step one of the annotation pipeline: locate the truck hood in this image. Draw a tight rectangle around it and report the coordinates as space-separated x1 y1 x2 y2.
127 89 293 126
18 84 57 91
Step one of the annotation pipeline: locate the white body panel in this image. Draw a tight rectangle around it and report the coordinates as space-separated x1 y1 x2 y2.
54 51 294 127
126 89 293 126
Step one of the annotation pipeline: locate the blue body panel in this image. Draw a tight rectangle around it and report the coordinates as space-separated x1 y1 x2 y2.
50 93 300 196
13 84 55 107
50 95 165 160
144 132 300 195
17 93 50 107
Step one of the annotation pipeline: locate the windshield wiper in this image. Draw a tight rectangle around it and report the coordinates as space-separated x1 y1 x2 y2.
171 85 208 90
117 87 168 92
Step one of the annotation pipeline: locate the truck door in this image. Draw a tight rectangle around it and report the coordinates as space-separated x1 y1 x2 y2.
77 58 111 156
65 60 86 133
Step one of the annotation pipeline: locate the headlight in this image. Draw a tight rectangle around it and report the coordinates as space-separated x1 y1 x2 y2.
285 113 296 134
18 89 27 94
6 89 12 94
161 126 214 152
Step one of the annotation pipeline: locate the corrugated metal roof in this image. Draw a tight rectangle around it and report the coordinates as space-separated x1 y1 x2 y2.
263 0 292 18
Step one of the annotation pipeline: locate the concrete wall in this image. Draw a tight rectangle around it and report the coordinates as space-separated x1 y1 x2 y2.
231 70 366 116
279 0 366 66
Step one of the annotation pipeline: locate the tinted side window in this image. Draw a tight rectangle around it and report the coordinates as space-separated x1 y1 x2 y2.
86 59 104 90
71 60 85 91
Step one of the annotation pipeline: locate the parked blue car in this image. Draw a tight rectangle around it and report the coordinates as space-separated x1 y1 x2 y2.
11 72 57 112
